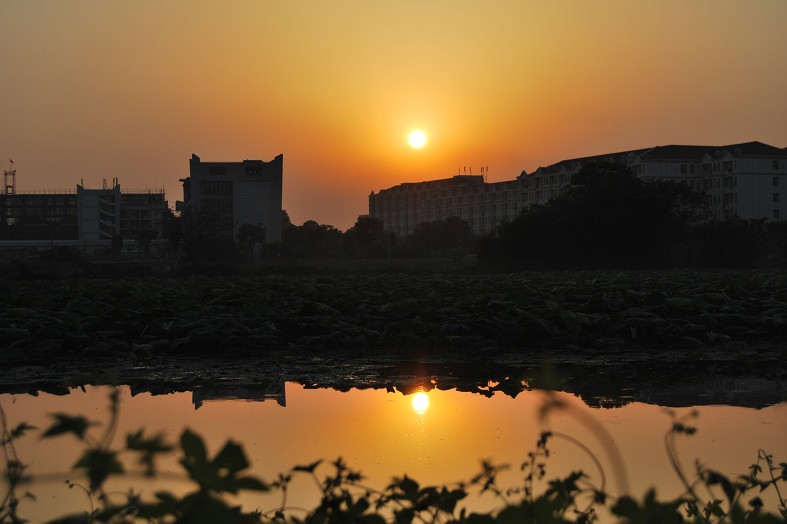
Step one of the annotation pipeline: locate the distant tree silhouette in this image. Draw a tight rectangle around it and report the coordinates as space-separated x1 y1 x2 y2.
134 229 158 256
487 162 699 269
343 216 389 258
402 217 475 258
684 218 765 268
162 209 182 253
281 209 293 231
281 220 343 259
237 223 266 261
180 208 240 263
763 220 787 268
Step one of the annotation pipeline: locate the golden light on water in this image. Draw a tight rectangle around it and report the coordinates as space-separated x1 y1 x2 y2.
411 391 429 414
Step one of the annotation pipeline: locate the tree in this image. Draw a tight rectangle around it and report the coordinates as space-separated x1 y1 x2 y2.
179 208 240 263
135 229 158 256
281 209 293 231
489 162 699 269
685 218 765 268
281 220 343 259
237 223 266 261
162 209 183 253
343 216 389 258
402 217 475 258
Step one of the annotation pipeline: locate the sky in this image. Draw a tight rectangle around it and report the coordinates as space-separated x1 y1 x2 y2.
1 1 786 231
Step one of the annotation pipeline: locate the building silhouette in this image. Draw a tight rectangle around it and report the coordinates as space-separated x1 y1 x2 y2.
0 179 167 249
191 379 286 409
369 141 787 237
178 154 283 243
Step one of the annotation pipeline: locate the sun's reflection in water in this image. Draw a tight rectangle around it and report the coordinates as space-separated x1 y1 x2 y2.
408 390 430 464
411 391 429 414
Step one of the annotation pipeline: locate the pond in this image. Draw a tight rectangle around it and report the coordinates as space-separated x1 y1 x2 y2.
1 381 785 522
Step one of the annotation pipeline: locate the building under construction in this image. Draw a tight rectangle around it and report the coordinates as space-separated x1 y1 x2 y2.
0 162 168 249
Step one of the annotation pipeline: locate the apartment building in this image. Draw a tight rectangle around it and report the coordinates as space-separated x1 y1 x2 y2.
179 154 283 243
369 141 787 237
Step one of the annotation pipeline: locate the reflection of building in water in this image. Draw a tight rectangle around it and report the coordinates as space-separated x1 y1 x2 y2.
577 376 784 409
192 380 286 409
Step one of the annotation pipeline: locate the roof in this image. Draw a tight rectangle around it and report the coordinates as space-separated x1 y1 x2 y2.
548 148 650 169
520 148 649 178
638 145 718 160
380 175 484 193
720 141 787 157
640 141 787 160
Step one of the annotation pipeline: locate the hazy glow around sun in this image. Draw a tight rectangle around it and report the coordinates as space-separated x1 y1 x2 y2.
408 130 427 149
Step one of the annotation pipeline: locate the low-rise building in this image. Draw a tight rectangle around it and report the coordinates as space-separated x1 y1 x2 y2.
369 141 787 237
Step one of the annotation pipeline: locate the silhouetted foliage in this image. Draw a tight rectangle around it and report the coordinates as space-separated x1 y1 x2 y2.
180 208 241 263
237 223 266 261
485 162 700 269
401 217 476 259
162 208 183 252
281 220 344 259
684 219 765 268
762 220 787 268
343 216 391 258
134 229 158 255
281 209 293 231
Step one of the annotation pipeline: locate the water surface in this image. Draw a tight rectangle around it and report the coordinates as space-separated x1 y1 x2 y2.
2 384 785 522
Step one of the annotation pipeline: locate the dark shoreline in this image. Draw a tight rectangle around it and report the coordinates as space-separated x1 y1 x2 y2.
1 343 784 409
1 270 785 408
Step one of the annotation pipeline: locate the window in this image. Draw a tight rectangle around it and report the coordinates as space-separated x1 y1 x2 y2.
775 209 781 220
774 177 780 187
773 161 780 171
680 164 687 174
774 193 780 203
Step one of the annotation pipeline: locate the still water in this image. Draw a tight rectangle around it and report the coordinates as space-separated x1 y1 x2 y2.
1 383 785 522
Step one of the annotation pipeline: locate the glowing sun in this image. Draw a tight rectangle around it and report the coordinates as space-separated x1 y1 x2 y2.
408 130 427 149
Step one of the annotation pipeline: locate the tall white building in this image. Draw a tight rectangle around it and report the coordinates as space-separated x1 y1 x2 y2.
369 141 787 237
179 154 283 243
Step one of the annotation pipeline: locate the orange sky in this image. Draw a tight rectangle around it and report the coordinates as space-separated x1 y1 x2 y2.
1 1 786 230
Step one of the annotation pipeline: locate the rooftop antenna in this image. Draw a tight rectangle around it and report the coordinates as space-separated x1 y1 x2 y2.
3 159 16 195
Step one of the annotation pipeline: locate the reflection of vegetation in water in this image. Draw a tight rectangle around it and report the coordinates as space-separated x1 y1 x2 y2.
1 391 785 523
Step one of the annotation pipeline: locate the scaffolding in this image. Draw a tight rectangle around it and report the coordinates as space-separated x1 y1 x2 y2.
3 160 16 195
